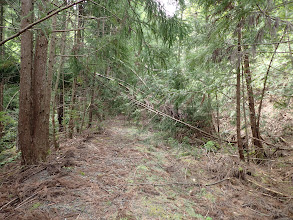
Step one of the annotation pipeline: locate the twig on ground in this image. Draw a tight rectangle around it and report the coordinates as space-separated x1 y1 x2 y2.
128 178 231 187
205 178 231 186
0 197 19 211
242 204 271 217
247 178 289 199
15 192 39 209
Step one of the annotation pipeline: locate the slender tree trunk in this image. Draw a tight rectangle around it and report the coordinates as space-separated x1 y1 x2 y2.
288 36 293 68
236 26 244 161
215 92 220 133
243 50 264 158
47 8 58 149
80 94 88 132
242 66 249 163
68 3 83 137
0 2 4 139
57 10 67 132
0 1 4 56
0 81 3 139
75 95 81 133
58 89 64 132
68 78 76 139
257 28 286 128
88 81 95 128
18 0 34 164
52 4 67 146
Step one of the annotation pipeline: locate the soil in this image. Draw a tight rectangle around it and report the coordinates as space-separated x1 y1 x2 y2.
0 116 292 220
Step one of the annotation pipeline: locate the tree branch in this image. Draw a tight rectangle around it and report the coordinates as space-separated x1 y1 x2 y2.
0 0 86 46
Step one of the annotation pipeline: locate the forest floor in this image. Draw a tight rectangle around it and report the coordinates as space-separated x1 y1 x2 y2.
0 116 292 220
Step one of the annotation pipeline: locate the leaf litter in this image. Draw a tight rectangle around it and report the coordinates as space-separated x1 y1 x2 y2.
0 116 292 219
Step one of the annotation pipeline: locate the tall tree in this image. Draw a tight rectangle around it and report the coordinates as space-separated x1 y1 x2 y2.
18 0 52 164
18 0 35 164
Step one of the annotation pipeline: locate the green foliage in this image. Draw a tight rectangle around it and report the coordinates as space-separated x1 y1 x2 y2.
30 202 42 210
203 141 218 152
0 112 17 152
0 60 20 83
0 148 20 167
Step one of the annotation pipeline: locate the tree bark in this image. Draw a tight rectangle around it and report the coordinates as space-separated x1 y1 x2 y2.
18 0 35 164
32 29 49 161
19 0 52 164
243 50 264 158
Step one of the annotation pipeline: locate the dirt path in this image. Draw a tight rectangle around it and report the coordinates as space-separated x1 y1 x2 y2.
0 117 292 219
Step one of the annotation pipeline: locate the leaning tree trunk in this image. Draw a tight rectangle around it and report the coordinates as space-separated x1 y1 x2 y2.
257 28 286 129
243 50 264 158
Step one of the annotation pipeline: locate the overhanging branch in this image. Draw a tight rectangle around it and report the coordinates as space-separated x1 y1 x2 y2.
0 0 86 46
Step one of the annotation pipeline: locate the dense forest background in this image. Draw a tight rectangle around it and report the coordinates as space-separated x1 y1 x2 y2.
0 0 293 219
1 0 292 164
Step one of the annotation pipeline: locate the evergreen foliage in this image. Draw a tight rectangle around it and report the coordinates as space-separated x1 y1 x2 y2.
0 0 292 163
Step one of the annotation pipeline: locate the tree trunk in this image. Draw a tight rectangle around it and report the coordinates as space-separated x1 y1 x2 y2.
0 2 4 139
58 89 64 132
52 3 67 145
47 8 58 149
242 66 249 163
68 78 76 139
32 29 49 161
236 26 244 161
19 0 52 164
243 50 264 158
0 81 3 139
88 82 95 128
257 28 286 129
18 0 35 164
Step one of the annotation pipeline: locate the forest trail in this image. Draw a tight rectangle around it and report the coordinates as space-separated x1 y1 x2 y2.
0 116 292 220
